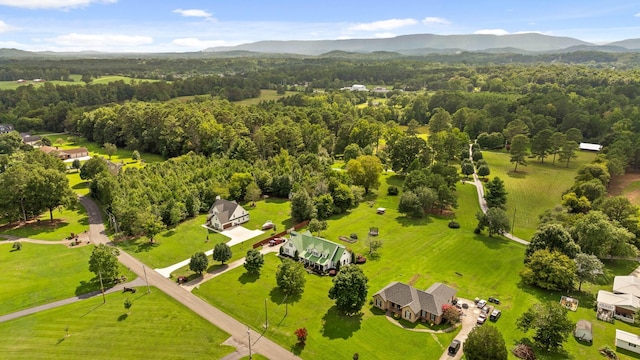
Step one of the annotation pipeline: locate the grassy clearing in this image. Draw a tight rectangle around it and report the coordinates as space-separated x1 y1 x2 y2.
47 135 164 165
0 287 234 359
0 242 134 316
67 172 90 196
194 173 639 359
0 75 157 91
481 150 597 240
0 207 89 241
234 90 300 106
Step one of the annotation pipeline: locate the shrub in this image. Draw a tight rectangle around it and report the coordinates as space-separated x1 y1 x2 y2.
387 185 399 196
448 221 460 229
12 241 22 251
512 343 536 360
294 327 308 345
350 233 358 240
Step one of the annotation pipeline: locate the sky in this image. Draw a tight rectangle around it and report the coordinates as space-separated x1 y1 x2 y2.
0 0 640 52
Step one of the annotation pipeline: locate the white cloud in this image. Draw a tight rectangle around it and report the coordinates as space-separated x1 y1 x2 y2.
47 33 153 47
173 8 212 18
0 20 17 32
348 18 417 31
0 0 115 9
422 17 450 25
474 29 510 36
171 38 227 49
374 32 396 38
635 12 640 17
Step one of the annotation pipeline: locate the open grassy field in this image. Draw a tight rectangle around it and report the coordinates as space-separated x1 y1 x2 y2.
47 135 164 165
0 242 134 316
193 172 640 360
234 89 300 106
481 150 598 240
0 207 89 241
0 287 234 359
609 173 640 207
0 75 158 91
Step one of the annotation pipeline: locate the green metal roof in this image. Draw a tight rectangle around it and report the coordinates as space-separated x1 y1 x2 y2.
290 230 347 267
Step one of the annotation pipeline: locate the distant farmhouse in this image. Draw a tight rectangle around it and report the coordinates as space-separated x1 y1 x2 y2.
0 124 14 134
373 282 457 325
206 197 249 231
341 84 369 92
39 146 89 161
20 133 41 146
579 142 602 151
281 231 352 272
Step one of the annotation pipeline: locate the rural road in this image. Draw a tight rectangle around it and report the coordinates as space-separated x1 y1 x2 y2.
468 144 530 246
79 196 299 360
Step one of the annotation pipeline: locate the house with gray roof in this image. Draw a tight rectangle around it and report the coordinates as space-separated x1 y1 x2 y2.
206 197 249 231
0 124 15 134
372 281 457 324
281 230 352 272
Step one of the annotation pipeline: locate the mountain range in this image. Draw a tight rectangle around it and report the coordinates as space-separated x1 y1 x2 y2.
203 33 640 56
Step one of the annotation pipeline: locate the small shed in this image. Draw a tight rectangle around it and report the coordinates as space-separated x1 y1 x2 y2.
376 208 386 215
574 320 592 343
616 329 640 355
579 142 603 151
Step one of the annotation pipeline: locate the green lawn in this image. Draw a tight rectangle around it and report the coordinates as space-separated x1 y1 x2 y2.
0 242 134 316
0 287 234 359
192 173 640 360
234 89 300 106
0 75 158 91
0 207 89 241
481 150 597 240
48 135 165 165
67 172 90 196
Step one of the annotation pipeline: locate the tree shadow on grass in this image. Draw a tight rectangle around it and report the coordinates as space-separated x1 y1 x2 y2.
471 233 512 250
117 313 128 321
394 215 433 227
320 306 362 340
269 286 301 305
160 230 176 238
507 170 528 179
617 347 640 359
239 271 260 284
291 342 305 356
206 263 226 274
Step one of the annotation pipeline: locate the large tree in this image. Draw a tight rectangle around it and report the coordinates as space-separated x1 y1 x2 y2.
328 265 369 314
502 119 529 144
464 325 508 360
88 244 120 281
558 140 578 168
572 210 637 258
597 196 639 234
291 189 317 222
509 134 529 172
390 136 428 174
347 155 382 194
243 248 264 274
103 142 117 160
525 223 580 259
189 252 209 274
516 302 574 351
531 129 553 163
276 258 306 296
29 167 77 221
476 207 511 237
484 177 507 209
574 253 604 291
244 181 262 206
80 156 108 180
520 249 576 291
428 108 452 134
212 242 232 264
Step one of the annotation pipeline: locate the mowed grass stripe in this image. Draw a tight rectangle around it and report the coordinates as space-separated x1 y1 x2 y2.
0 288 234 359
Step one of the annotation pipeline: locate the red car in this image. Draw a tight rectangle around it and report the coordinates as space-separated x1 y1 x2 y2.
269 238 285 246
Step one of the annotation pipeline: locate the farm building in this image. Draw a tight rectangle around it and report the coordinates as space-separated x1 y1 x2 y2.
579 142 602 151
616 329 640 355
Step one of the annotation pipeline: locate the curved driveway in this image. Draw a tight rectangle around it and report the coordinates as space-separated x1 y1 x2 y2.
79 196 299 360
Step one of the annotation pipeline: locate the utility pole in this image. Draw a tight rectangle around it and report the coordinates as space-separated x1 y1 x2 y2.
264 298 268 329
98 270 106 304
247 326 252 359
143 265 150 293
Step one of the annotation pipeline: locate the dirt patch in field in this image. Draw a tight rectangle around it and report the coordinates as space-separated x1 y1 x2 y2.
609 173 640 205
407 274 422 286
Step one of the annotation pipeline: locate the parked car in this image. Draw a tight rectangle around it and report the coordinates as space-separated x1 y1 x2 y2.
477 299 487 309
473 297 480 304
490 309 502 321
268 237 285 246
448 340 461 355
477 314 487 325
481 305 492 315
488 296 501 304
461 302 469 309
176 276 188 284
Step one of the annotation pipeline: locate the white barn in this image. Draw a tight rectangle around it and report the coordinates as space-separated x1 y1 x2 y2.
579 142 602 151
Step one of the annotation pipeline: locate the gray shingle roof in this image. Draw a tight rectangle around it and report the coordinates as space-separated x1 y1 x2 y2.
208 198 240 224
374 281 457 316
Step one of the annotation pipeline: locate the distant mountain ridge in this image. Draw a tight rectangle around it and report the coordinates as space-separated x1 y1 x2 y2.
204 33 640 56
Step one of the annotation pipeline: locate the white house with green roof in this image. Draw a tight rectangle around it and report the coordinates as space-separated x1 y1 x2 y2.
282 231 352 271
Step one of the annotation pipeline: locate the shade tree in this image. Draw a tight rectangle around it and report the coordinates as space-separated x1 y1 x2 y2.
328 265 369 315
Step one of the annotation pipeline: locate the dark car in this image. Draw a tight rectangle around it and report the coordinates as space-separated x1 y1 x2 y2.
461 302 469 309
177 276 188 284
448 339 461 355
488 296 500 304
490 309 502 321
268 238 285 246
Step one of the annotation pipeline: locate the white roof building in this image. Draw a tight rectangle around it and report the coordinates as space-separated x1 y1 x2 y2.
613 276 640 298
616 329 640 355
579 142 602 151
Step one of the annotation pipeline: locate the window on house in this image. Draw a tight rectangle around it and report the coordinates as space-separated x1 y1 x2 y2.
405 310 411 319
630 343 637 348
376 298 381 307
430 314 436 321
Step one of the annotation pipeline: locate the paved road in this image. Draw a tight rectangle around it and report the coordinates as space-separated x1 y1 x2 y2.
79 196 298 360
468 144 530 246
